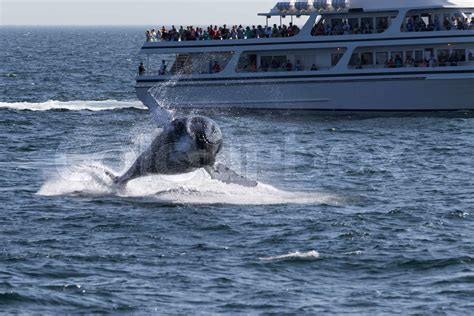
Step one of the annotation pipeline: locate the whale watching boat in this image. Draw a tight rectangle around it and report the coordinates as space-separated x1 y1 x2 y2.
136 0 474 111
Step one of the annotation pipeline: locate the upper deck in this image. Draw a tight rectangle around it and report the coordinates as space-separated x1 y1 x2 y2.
141 0 474 53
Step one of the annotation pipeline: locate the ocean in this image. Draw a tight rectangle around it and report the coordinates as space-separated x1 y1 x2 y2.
1 26 473 313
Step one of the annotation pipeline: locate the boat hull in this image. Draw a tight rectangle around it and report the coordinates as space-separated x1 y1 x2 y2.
136 74 474 111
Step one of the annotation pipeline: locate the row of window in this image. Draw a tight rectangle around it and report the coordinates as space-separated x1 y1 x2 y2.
349 48 474 68
312 16 394 36
311 10 473 37
140 46 474 76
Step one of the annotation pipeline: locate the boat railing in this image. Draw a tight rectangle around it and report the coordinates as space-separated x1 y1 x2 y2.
145 24 301 43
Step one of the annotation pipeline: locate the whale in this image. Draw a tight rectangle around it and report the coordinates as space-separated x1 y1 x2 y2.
107 90 257 188
109 115 257 188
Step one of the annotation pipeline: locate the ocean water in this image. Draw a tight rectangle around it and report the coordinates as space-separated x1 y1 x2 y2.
1 27 474 313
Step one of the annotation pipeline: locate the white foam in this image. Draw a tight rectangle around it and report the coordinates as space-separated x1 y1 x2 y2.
0 100 146 111
259 250 320 261
37 164 342 206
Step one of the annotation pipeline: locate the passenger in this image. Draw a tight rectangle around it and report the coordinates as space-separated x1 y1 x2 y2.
456 17 464 30
444 17 451 30
145 30 152 42
324 22 332 35
265 26 272 38
450 17 457 30
386 58 395 68
285 60 293 71
405 56 415 67
295 60 303 71
259 60 269 72
310 64 318 71
159 60 167 75
251 25 257 38
245 26 252 39
463 18 470 30
428 53 438 67
222 24 229 39
343 22 351 35
406 19 414 32
151 29 158 41
256 25 264 38
449 53 458 66
178 26 185 41
293 24 301 36
212 61 221 73
138 62 145 75
362 21 372 34
272 24 279 37
395 54 403 67
270 57 280 70
237 25 245 39
427 20 435 32
230 26 238 39
161 26 168 41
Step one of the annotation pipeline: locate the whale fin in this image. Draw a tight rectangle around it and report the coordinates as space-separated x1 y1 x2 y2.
204 163 258 187
104 170 119 182
145 89 174 126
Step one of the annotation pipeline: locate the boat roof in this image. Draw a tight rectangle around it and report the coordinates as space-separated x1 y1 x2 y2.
258 0 474 17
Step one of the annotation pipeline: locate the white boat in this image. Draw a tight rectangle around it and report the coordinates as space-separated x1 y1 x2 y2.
136 0 474 111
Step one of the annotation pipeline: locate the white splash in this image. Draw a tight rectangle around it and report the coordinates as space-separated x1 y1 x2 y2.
259 250 321 261
0 100 146 111
37 164 341 206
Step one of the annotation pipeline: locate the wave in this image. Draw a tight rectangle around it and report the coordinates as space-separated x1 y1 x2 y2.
259 250 320 261
0 100 147 112
37 163 342 206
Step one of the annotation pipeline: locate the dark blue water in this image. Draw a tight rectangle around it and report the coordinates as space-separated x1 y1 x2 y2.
1 27 474 313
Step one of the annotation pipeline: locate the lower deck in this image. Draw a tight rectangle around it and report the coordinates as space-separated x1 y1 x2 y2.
136 70 474 110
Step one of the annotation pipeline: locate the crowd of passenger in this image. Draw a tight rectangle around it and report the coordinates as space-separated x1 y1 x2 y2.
405 16 474 32
311 19 389 36
239 57 320 73
145 23 300 42
311 16 474 36
350 50 469 70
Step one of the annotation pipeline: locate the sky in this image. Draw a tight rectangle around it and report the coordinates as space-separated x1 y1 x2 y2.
0 0 283 26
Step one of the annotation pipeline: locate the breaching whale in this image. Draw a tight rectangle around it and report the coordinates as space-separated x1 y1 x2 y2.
109 93 257 188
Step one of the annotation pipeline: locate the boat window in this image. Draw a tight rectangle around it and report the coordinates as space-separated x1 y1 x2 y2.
375 17 389 33
376 52 388 65
348 18 360 32
390 51 403 60
331 53 344 66
237 48 347 72
402 9 474 32
453 49 466 61
361 52 374 65
350 52 374 68
349 53 360 67
350 44 474 70
414 50 424 65
469 49 474 61
311 12 396 36
360 18 374 34
139 52 234 76
437 49 450 66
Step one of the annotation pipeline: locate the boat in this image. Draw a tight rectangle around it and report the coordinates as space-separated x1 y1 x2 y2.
136 0 474 111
